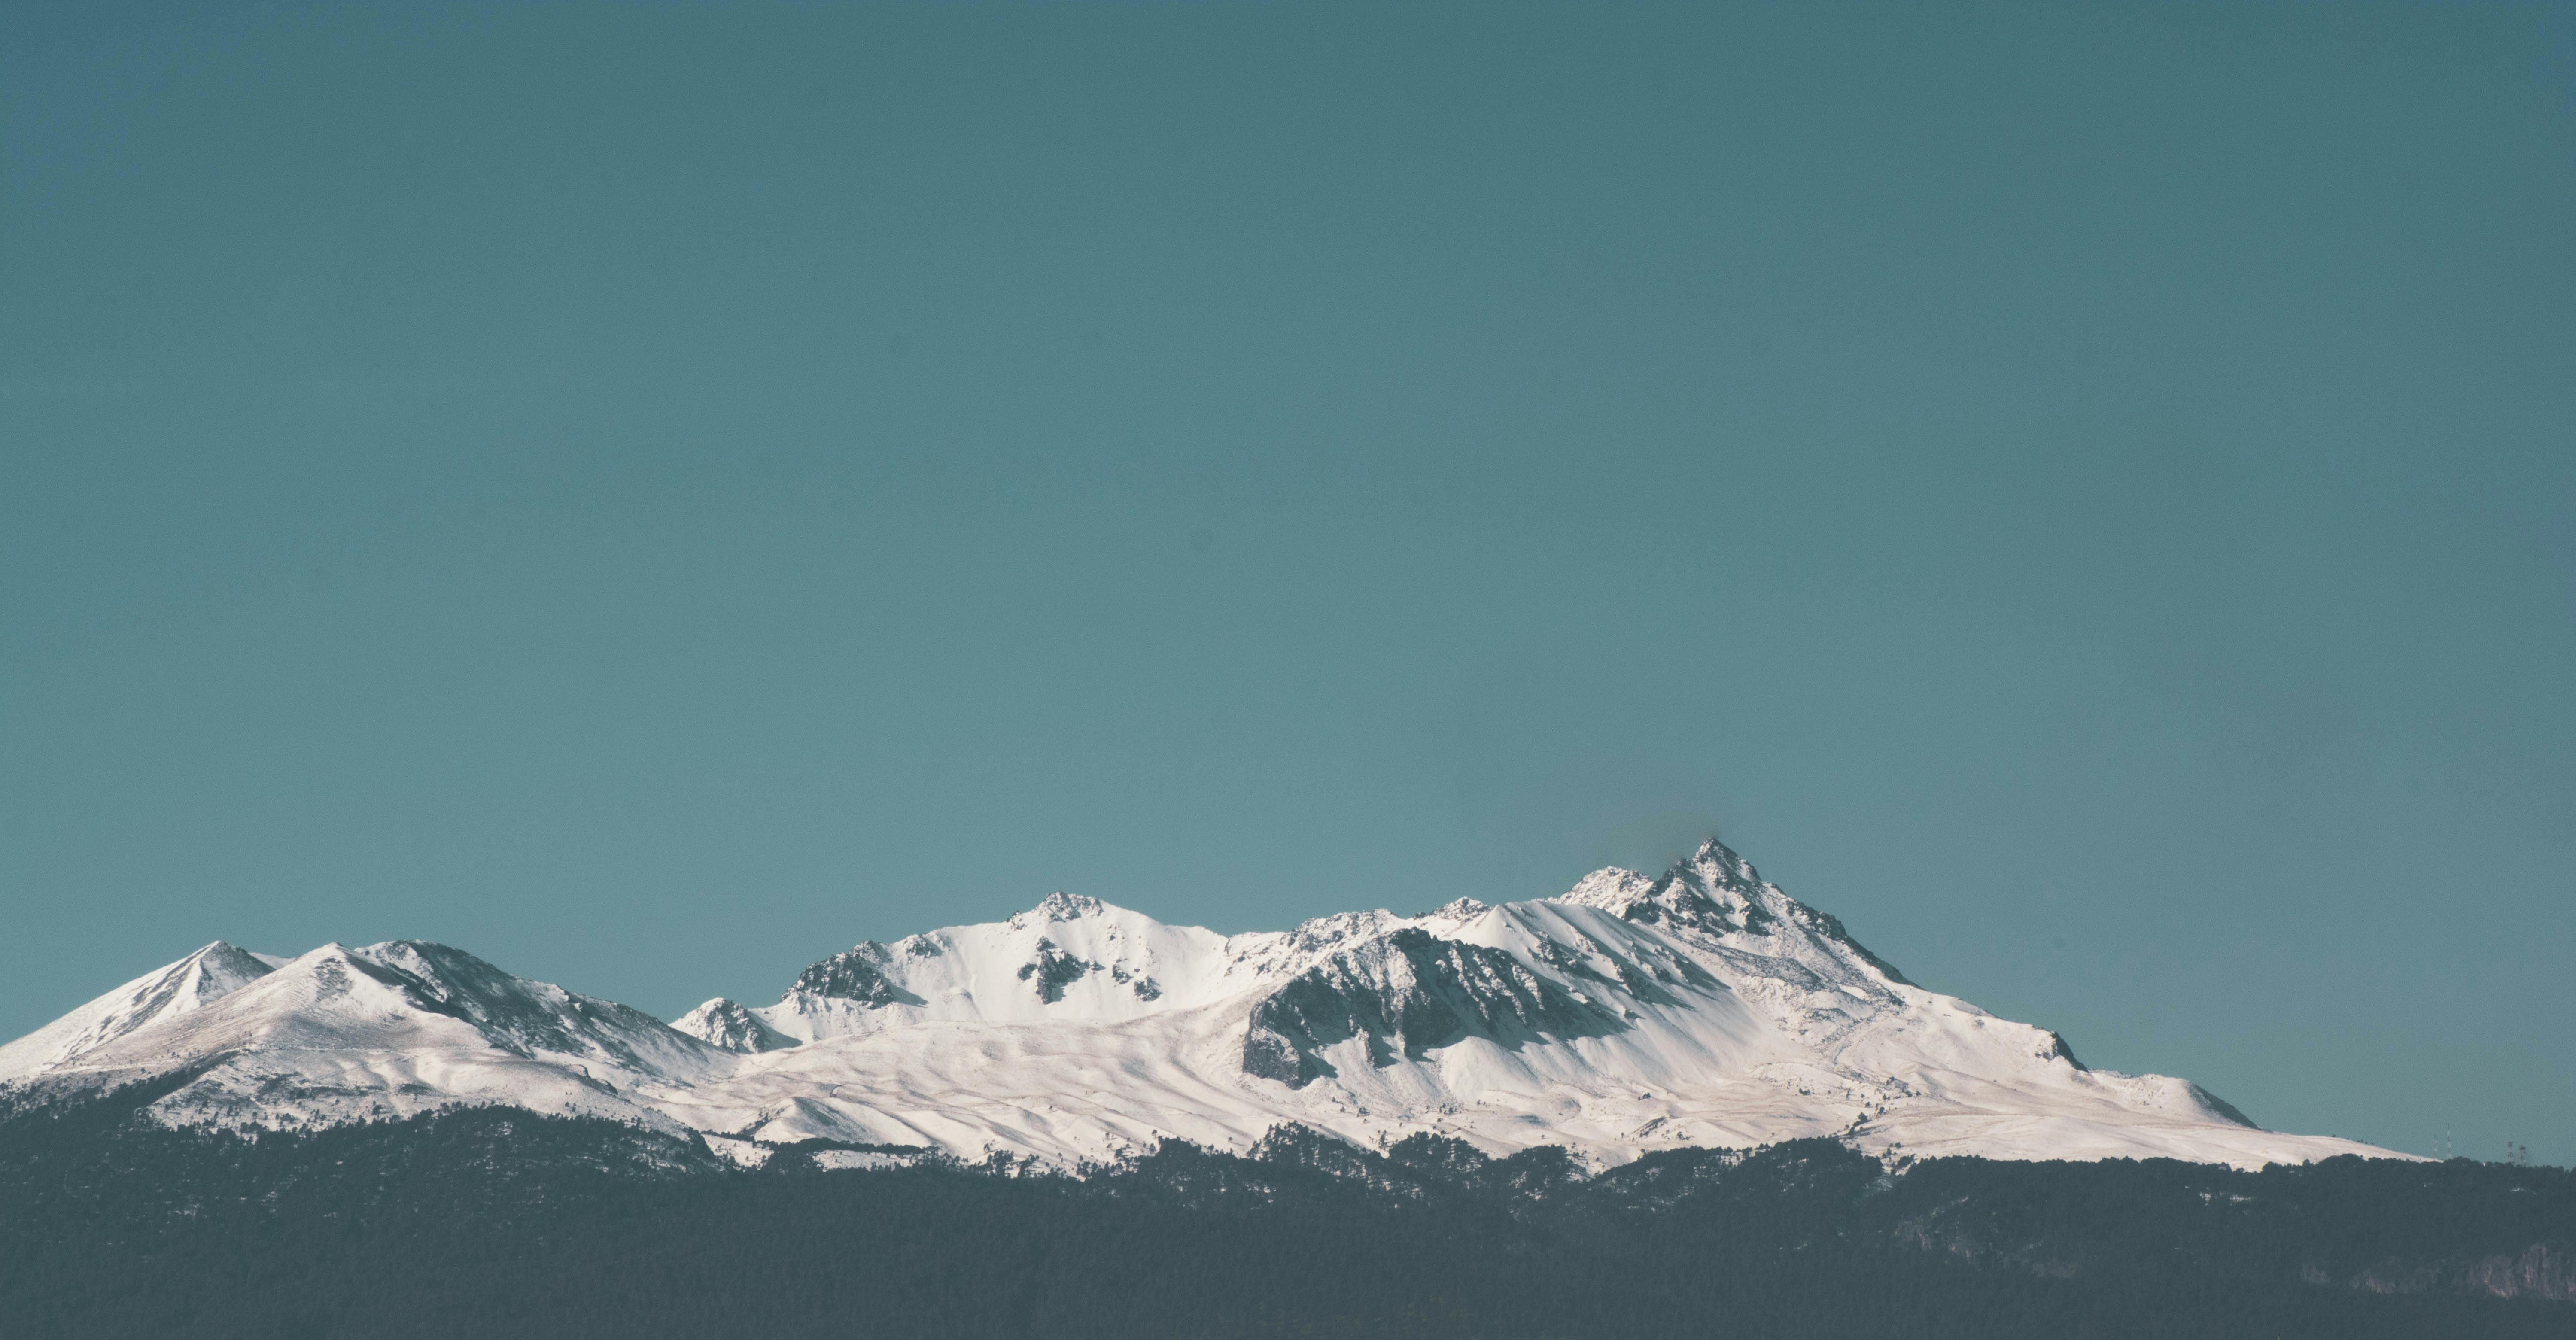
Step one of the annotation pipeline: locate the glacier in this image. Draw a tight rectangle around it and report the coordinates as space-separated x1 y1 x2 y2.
0 839 2405 1171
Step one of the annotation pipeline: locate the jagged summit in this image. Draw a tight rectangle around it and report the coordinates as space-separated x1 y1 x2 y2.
1014 890 1109 926
675 998 798 1054
1 839 2402 1172
1556 838 1913 986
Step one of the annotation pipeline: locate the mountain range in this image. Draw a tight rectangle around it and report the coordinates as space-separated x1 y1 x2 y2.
0 839 2403 1170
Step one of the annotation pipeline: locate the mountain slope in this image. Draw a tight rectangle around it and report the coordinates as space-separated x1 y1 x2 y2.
2 940 721 1131
0 942 276 1082
0 840 2407 1170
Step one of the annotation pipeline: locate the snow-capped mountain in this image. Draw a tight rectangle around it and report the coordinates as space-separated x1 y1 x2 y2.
0 939 719 1131
0 840 2402 1170
0 941 283 1080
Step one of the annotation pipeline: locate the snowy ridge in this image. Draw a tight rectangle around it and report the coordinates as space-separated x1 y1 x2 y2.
0 942 276 1080
0 840 2409 1171
0 940 723 1131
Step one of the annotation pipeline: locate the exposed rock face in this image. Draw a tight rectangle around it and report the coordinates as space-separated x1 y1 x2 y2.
791 946 925 1008
1242 929 1623 1087
1017 939 1097 1003
674 999 800 1054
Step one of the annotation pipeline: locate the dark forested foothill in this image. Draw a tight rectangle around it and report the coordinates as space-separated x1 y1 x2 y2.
0 1082 2569 1340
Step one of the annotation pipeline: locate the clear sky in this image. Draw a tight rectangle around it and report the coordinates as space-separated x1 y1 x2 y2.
4 1 2570 1164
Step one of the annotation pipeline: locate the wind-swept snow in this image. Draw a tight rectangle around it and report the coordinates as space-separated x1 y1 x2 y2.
1 841 2409 1171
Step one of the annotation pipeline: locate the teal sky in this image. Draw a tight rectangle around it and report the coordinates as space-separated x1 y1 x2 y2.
4 2 2571 1164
